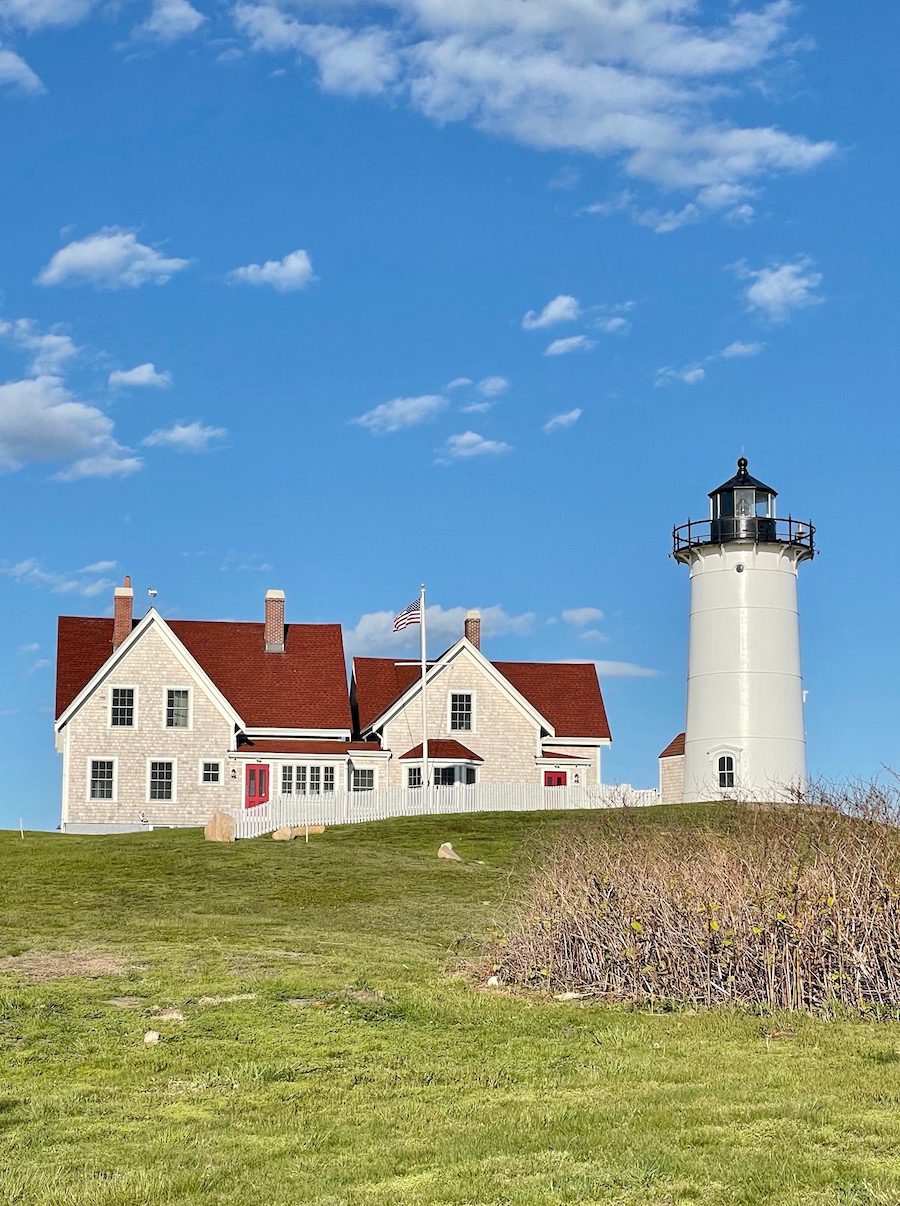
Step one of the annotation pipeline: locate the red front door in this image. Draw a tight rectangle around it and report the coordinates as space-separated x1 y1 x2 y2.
544 771 567 787
245 763 270 809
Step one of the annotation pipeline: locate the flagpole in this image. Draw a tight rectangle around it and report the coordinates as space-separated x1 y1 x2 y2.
420 583 429 789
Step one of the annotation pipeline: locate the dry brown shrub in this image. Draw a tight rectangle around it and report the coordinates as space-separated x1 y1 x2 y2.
494 777 900 1015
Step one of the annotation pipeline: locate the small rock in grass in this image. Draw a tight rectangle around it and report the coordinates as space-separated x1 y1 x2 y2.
486 975 502 988
143 1030 161 1045
152 1007 185 1022
553 992 585 1002
197 993 257 1005
438 842 462 862
272 826 296 842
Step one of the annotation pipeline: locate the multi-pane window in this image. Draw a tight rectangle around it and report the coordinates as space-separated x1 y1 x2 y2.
166 689 189 729
90 760 114 800
717 755 735 790
352 768 374 792
296 766 307 795
309 766 321 795
281 765 294 794
465 766 476 785
450 693 473 731
282 764 337 794
323 767 335 793
110 687 134 727
149 760 174 801
201 761 221 784
434 766 456 786
407 766 423 789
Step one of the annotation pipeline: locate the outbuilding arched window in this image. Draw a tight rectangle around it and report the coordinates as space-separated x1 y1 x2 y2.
717 755 735 789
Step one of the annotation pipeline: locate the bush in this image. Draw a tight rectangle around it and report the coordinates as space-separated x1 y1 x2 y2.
494 781 900 1015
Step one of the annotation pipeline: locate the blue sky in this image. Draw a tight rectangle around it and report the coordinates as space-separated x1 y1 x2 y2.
0 0 896 829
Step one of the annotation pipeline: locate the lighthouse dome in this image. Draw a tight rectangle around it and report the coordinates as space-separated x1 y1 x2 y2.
708 457 777 542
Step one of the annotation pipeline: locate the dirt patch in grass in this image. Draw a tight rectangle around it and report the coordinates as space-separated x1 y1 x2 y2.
0 949 132 982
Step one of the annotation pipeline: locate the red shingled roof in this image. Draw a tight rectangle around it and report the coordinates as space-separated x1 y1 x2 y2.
56 615 352 731
659 731 686 759
353 654 611 739
399 740 483 762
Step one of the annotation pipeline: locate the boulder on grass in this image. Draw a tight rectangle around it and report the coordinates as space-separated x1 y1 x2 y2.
272 826 295 841
204 812 236 843
438 842 462 862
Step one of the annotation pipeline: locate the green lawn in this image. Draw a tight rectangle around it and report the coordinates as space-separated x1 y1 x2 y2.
2 805 900 1205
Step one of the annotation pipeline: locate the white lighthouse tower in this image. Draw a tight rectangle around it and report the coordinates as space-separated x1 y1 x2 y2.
673 458 816 802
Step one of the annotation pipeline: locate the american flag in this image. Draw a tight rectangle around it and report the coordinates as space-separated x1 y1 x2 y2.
393 597 421 631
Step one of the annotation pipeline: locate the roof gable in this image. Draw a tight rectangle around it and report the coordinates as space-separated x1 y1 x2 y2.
56 614 352 732
659 731 686 759
353 648 611 740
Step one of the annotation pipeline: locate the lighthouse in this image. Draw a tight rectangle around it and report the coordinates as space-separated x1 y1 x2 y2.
673 458 816 802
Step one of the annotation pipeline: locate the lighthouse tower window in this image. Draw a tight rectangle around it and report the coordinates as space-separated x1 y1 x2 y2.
717 755 735 790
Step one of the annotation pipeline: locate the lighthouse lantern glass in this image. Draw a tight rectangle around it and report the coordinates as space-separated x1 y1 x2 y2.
734 488 754 518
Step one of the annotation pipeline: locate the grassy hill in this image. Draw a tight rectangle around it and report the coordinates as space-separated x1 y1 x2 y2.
2 805 900 1204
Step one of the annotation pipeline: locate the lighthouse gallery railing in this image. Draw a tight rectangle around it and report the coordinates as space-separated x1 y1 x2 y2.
673 515 815 557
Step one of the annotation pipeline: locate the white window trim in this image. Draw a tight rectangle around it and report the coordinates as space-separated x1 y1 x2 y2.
350 764 378 792
447 689 476 734
163 686 192 732
198 758 222 786
86 756 118 804
146 756 178 804
108 684 138 731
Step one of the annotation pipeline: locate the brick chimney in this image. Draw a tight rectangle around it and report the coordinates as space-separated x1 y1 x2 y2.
112 575 133 651
264 589 285 653
464 609 481 650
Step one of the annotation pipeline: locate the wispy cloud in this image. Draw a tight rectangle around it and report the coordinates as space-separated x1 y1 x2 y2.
0 46 44 95
143 421 227 452
36 227 189 290
543 408 582 434
346 602 535 655
109 362 172 389
655 364 706 387
353 393 447 435
2 557 118 598
562 607 604 626
732 256 824 322
439 431 512 462
133 0 204 43
227 248 316 292
0 317 78 375
476 375 509 398
522 294 580 331
594 315 629 335
657 337 765 386
719 340 765 358
545 335 595 357
445 376 472 390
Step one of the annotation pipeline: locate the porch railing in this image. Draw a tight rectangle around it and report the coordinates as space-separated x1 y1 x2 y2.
226 781 660 839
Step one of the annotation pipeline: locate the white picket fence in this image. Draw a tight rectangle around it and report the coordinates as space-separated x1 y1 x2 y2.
226 782 659 839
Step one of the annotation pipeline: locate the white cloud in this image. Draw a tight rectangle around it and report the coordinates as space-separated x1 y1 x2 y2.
233 0 834 204
476 375 509 398
522 294 580 330
580 629 605 643
36 227 189 290
655 364 705 387
0 46 44 94
143 421 227 453
0 0 97 31
227 248 316 292
78 560 116 573
594 660 661 679
134 0 204 42
545 334 594 357
108 363 172 389
353 393 446 435
17 641 40 654
594 315 629 335
543 408 582 434
562 607 604 626
733 256 823 322
440 431 512 461
0 376 140 478
446 376 472 390
3 557 117 597
345 602 535 655
0 318 78 375
460 400 491 414
719 340 765 359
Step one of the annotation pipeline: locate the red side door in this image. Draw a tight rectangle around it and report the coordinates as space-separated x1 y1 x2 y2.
245 763 270 809
544 771 567 787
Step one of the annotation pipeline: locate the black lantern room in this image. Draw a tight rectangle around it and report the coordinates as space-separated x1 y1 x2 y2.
672 457 815 559
708 457 777 543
